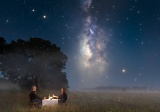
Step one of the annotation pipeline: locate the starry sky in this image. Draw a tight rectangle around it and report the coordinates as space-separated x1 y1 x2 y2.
0 0 160 89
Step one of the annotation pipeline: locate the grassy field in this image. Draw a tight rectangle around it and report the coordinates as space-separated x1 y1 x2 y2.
1 90 160 112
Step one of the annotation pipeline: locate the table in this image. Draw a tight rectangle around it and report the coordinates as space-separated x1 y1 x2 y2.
42 99 58 106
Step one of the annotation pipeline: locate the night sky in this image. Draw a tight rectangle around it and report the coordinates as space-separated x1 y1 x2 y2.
0 0 160 89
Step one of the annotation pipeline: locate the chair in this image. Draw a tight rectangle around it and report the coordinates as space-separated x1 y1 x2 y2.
58 96 69 106
63 96 69 106
30 102 39 108
29 95 39 109
65 96 69 102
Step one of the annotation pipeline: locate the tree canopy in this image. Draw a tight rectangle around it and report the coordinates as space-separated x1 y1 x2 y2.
0 37 69 90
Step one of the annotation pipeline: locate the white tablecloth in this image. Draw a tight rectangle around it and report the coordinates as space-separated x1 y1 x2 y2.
42 99 58 106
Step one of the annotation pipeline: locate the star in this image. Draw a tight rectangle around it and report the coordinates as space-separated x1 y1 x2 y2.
43 15 47 19
134 78 137 82
32 9 35 12
141 41 144 45
105 75 108 79
139 73 142 76
122 69 126 73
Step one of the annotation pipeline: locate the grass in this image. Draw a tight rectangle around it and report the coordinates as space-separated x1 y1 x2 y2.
1 90 160 112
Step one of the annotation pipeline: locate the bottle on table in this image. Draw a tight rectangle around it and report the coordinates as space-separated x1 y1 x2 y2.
48 94 50 99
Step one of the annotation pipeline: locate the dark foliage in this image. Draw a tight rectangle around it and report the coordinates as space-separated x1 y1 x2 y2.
0 37 69 90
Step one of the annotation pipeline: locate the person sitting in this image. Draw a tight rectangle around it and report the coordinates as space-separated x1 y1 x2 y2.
29 85 42 108
54 87 68 104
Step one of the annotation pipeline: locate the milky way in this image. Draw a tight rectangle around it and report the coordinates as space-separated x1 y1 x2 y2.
78 0 110 87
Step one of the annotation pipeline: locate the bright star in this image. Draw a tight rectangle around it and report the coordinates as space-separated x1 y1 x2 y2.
43 15 47 19
122 69 126 73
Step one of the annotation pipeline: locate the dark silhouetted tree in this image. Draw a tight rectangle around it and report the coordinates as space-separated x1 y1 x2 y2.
0 37 68 90
0 37 6 53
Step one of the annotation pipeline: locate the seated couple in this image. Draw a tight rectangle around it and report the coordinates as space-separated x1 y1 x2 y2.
29 86 68 106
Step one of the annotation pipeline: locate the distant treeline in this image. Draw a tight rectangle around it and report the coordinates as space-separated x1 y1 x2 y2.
81 86 148 91
95 86 148 91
